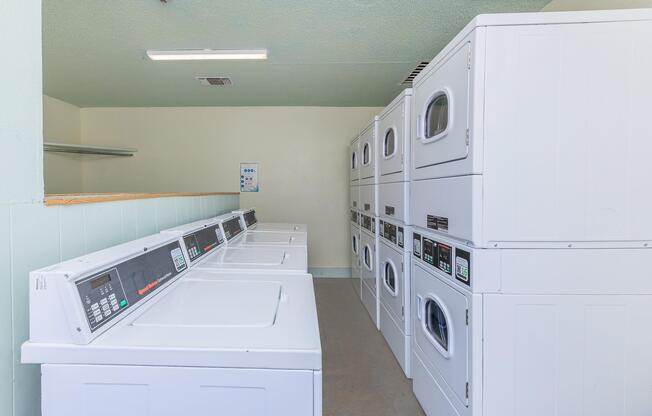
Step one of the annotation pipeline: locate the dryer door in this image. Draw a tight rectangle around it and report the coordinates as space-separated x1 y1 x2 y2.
413 43 471 171
361 231 377 291
379 102 405 178
379 240 404 327
414 262 469 406
359 123 376 180
350 140 359 183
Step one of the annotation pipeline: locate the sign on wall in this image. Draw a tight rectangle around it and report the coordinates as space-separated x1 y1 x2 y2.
240 162 259 192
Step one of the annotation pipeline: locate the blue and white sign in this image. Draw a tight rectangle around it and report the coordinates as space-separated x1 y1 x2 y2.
240 162 259 192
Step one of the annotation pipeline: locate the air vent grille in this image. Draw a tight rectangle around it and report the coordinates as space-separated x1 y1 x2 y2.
401 62 429 86
196 77 233 86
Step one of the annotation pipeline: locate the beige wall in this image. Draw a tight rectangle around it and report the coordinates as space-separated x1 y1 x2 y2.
43 95 83 194
543 0 652 10
79 106 380 268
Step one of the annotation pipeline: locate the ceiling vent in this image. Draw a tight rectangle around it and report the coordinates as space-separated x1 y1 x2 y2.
400 62 429 86
196 77 233 86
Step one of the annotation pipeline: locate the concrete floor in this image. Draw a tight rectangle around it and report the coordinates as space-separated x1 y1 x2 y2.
314 278 426 416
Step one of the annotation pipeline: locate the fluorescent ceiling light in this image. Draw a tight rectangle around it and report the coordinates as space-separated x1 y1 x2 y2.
146 49 267 61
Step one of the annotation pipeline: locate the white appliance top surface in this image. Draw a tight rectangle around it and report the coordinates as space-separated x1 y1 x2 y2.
197 246 307 272
251 222 308 233
22 271 321 370
231 231 308 247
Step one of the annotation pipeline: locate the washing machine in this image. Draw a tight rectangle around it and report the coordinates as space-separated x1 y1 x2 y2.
378 88 412 185
350 135 360 184
350 209 361 298
378 217 411 377
218 212 308 250
358 116 378 186
163 217 308 273
360 213 379 328
21 234 322 416
410 9 652 248
233 208 308 234
410 226 652 416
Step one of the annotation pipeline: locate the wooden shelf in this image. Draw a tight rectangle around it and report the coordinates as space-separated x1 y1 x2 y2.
44 192 239 206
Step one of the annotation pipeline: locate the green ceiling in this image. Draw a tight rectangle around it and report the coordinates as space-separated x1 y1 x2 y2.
43 0 549 107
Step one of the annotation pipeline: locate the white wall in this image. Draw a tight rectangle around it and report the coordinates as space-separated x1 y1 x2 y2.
80 106 380 270
543 0 652 10
43 95 83 194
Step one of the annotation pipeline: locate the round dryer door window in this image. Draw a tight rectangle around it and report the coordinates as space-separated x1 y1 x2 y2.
362 143 370 165
384 129 396 157
363 245 373 270
426 93 449 139
383 261 397 295
425 297 449 352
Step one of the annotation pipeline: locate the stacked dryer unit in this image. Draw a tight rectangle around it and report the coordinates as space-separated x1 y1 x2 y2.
377 89 413 377
350 136 362 297
358 117 380 328
409 9 652 416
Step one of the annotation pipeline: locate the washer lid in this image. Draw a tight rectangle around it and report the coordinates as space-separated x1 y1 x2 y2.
232 231 308 247
132 279 280 328
223 247 287 265
250 223 308 233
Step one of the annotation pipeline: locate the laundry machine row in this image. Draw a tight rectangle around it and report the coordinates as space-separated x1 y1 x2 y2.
406 9 652 416
22 230 321 416
233 207 308 234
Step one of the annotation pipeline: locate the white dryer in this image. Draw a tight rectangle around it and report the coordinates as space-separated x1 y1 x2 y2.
378 217 411 378
359 116 379 186
360 213 379 328
233 208 308 234
410 9 652 248
350 209 361 298
410 227 652 416
350 136 360 184
378 89 412 184
21 234 322 416
164 216 307 274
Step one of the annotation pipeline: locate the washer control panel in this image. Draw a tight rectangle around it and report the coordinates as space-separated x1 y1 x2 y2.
183 224 224 263
222 216 244 241
413 234 471 287
76 240 188 332
419 236 452 275
243 210 257 227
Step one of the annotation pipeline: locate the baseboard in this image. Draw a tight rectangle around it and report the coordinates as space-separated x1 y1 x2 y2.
308 267 352 278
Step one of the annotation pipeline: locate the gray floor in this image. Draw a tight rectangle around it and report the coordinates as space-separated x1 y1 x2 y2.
314 278 426 416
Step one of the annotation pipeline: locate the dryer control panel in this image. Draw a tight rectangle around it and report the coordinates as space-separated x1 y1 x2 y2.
379 220 404 248
183 224 224 263
350 210 359 224
243 209 258 227
76 240 187 333
222 216 244 241
413 233 471 287
361 214 373 233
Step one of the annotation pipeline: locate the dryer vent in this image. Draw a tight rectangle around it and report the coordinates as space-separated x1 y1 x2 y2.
196 77 233 86
400 62 429 86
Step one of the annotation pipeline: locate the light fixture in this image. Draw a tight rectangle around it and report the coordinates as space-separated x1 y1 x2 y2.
146 49 267 61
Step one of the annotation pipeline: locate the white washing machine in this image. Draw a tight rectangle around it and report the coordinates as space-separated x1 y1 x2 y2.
21 234 322 416
164 217 307 274
360 213 379 328
410 9 652 248
350 136 360 184
410 227 652 416
358 116 379 186
219 212 308 249
350 209 361 298
232 208 308 234
378 217 411 378
378 88 412 185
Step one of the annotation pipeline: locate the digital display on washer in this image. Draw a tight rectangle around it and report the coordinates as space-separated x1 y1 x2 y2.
243 210 257 227
222 217 244 240
183 224 223 262
76 240 187 332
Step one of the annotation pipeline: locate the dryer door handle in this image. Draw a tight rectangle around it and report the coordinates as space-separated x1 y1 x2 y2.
416 295 423 321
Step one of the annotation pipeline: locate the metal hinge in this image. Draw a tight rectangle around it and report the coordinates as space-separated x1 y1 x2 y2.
465 129 470 145
466 382 470 399
467 50 472 70
401 306 405 317
466 309 469 326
